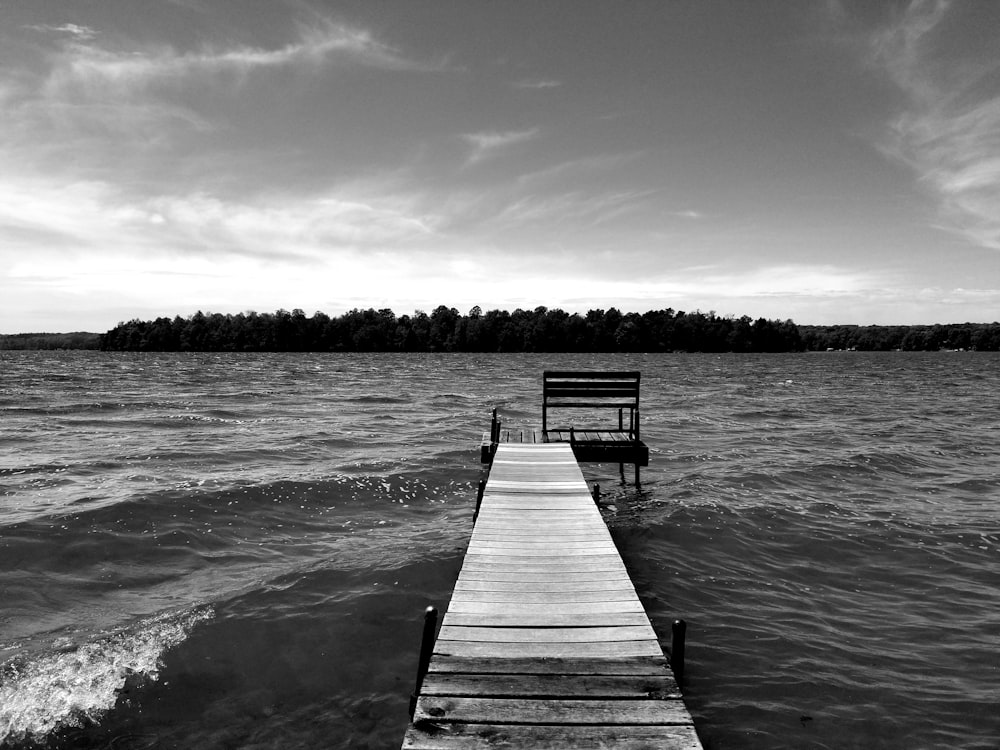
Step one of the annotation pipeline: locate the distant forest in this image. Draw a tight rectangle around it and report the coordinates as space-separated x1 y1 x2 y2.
4 308 998 352
0 332 102 350
86 307 1000 352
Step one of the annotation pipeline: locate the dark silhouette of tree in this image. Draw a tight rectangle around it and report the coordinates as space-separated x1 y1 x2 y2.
93 309 1000 353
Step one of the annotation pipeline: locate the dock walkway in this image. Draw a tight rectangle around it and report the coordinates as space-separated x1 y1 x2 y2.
402 442 702 749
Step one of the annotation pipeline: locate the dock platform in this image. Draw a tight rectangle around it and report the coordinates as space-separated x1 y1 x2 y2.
402 442 702 749
480 371 649 485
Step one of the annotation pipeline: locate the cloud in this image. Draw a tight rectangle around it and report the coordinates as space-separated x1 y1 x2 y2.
513 78 562 90
0 173 440 268
490 189 656 228
871 0 1000 250
462 128 540 164
42 20 438 96
24 23 98 40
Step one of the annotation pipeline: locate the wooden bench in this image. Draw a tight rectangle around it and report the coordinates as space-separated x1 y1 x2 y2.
482 371 649 485
543 370 648 484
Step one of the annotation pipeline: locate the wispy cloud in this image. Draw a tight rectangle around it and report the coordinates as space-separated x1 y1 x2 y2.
43 20 439 96
0 174 440 266
871 0 1000 250
462 128 540 164
25 23 98 40
491 188 656 228
513 78 562 90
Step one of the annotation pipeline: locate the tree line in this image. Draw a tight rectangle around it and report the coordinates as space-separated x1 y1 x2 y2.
799 323 1000 352
0 332 102 350
98 307 805 352
7 310 998 352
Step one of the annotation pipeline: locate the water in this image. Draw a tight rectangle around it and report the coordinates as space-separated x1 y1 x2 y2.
1 351 997 749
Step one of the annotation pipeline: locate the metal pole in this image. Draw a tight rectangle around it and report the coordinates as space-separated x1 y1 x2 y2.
671 619 686 686
409 606 438 717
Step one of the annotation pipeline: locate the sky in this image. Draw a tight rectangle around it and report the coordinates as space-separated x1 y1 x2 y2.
1 0 999 333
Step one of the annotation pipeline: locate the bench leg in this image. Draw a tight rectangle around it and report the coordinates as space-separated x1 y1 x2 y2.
634 463 641 488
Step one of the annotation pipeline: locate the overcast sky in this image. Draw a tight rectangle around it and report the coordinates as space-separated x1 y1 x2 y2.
2 0 998 333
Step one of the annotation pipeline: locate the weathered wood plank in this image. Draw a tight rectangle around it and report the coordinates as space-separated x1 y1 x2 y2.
464 547 621 558
403 723 703 750
444 600 646 616
441 611 652 628
462 569 631 583
434 640 665 659
444 590 640 603
453 580 638 594
426 655 669 676
463 542 619 554
436 625 658 644
457 560 630 574
467 534 613 545
419 673 681 699
412 696 689 726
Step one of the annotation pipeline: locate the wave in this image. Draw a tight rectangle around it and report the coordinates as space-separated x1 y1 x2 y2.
0 607 213 746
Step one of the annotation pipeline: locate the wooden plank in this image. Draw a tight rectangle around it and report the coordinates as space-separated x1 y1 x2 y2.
403 723 702 750
444 600 646 616
464 548 621 558
465 544 622 555
441 611 652 628
456 570 630 582
436 626 657 644
412 697 688 726
426 655 669 676
458 559 630 574
435 640 665 659
419 673 681 699
468 531 612 542
443 590 641 603
471 515 600 525
544 370 641 378
453 580 636 593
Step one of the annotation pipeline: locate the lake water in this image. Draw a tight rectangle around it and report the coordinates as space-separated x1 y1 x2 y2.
1 351 997 749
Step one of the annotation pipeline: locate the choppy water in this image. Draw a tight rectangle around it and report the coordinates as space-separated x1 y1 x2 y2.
1 351 997 749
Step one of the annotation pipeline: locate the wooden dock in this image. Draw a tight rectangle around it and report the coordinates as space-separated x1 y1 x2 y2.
481 372 649 485
402 442 702 749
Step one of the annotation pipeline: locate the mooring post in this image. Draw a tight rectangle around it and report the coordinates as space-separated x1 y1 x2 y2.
592 483 600 504
473 479 485 523
409 606 439 717
671 619 687 686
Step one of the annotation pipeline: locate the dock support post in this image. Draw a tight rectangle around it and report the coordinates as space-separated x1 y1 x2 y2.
619 409 625 479
671 619 687 686
592 483 600 504
409 606 439 717
473 479 485 523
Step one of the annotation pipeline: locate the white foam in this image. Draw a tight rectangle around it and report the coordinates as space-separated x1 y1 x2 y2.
0 607 212 744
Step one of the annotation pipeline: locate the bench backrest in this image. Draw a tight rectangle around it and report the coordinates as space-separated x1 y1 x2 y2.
542 370 640 437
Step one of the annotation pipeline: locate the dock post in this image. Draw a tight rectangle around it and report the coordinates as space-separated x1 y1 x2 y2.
671 618 687 686
409 606 439 717
592 482 600 504
619 409 625 478
473 479 485 523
